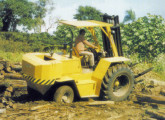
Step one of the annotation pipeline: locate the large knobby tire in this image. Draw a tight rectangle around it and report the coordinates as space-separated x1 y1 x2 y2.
100 64 134 101
53 86 74 103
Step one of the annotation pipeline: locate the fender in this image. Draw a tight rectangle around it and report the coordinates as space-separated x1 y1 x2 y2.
92 57 130 96
92 57 130 80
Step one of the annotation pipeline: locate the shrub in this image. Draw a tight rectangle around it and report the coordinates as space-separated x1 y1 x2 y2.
0 32 57 52
121 14 165 61
153 53 165 72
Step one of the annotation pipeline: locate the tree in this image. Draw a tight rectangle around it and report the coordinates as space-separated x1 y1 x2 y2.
0 0 46 32
121 14 165 61
123 9 136 23
54 24 79 45
34 0 56 33
74 6 102 21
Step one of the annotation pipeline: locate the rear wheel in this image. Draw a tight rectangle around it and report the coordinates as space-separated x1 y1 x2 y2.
100 64 134 101
53 86 74 103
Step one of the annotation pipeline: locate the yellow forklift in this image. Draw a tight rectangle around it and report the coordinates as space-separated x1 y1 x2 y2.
22 14 150 103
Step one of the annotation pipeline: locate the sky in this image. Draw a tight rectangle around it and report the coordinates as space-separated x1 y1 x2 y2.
43 0 165 33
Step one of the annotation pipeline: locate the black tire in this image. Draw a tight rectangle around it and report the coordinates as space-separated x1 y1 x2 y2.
53 86 74 103
100 64 134 101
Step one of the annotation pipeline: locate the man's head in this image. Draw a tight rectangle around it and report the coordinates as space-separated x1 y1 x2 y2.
79 29 85 35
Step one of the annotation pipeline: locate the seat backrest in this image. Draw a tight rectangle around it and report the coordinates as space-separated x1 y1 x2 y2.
72 47 81 57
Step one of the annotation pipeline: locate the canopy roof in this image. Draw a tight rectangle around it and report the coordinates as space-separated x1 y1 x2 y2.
60 20 113 28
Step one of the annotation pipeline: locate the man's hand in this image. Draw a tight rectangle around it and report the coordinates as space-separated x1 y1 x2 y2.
93 46 98 49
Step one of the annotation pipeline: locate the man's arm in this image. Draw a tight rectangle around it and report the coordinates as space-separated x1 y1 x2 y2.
83 40 97 49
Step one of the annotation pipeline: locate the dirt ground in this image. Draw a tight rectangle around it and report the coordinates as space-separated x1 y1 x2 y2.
0 72 165 120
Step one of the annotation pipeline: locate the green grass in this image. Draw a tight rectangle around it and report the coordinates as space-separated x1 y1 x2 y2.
0 39 32 53
129 53 165 81
0 50 23 63
0 39 26 63
152 53 165 81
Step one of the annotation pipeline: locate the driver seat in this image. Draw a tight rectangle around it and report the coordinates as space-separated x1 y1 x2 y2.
72 47 82 58
72 47 89 67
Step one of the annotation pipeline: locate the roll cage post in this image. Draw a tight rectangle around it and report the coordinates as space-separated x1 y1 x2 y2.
86 27 101 52
86 27 119 57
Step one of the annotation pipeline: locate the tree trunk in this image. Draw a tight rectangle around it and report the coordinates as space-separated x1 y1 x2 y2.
1 10 12 31
2 18 10 31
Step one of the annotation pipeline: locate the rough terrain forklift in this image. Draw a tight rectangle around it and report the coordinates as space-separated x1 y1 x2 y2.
22 14 150 103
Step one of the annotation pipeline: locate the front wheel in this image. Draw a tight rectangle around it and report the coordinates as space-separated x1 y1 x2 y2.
100 64 134 101
53 86 74 103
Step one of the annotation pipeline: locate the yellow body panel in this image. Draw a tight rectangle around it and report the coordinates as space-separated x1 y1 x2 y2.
76 80 96 97
22 53 82 82
56 73 96 97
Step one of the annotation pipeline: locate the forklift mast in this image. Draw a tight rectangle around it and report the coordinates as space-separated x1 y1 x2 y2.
102 14 123 57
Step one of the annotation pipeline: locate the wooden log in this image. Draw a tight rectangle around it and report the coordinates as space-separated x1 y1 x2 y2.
0 61 12 73
136 94 165 104
30 104 51 111
0 109 6 114
0 74 4 80
11 65 22 72
0 70 5 75
148 79 165 86
5 66 14 73
4 73 23 80
7 111 30 116
0 80 5 86
87 101 115 106
146 110 165 120
160 89 165 96
4 80 27 89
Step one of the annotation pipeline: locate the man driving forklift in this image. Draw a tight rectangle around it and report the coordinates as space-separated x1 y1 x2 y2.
75 29 98 68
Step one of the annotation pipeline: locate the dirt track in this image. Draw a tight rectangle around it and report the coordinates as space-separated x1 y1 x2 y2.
0 100 149 120
0 74 165 120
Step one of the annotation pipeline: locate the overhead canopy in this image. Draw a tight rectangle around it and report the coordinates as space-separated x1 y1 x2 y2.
59 20 113 28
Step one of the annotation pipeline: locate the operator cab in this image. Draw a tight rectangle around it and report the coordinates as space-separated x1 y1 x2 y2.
59 20 112 68
58 15 123 69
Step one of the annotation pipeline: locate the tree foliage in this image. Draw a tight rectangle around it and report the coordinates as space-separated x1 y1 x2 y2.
123 9 136 23
54 24 79 45
0 0 47 32
121 14 165 61
74 6 102 21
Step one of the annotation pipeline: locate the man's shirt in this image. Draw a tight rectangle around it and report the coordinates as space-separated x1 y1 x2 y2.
75 35 94 53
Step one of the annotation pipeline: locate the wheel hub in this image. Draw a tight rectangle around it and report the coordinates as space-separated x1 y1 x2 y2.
114 80 120 87
113 75 130 97
62 96 68 103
